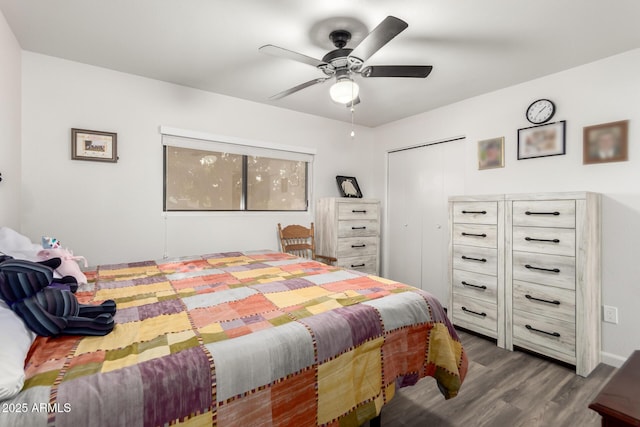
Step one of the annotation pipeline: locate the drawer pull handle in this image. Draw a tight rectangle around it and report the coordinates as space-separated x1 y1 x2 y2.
525 237 560 243
525 294 560 305
525 211 560 216
525 324 560 337
352 209 367 213
462 256 487 263
351 244 366 248
525 264 560 273
461 306 487 317
352 226 367 230
351 263 365 268
462 232 487 238
462 210 487 214
461 281 487 290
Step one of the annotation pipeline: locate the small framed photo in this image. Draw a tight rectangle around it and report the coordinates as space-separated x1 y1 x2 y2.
336 176 362 198
71 128 118 162
478 137 505 170
517 121 566 160
583 120 628 165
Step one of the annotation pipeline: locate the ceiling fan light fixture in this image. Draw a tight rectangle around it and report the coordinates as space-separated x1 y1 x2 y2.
329 78 359 104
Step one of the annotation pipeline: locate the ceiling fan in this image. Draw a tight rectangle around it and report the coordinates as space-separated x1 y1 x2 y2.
259 16 433 107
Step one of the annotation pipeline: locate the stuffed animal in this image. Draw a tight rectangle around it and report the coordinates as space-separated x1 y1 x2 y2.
37 248 88 285
0 258 116 337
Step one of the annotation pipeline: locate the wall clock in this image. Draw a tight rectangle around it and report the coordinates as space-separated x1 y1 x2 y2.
526 99 556 124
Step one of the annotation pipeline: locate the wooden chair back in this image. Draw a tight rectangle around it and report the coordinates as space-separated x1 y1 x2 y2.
277 223 317 260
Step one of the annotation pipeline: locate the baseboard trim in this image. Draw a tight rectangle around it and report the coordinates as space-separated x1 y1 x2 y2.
601 351 626 368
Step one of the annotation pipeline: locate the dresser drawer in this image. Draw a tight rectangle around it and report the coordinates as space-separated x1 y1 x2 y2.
337 203 379 220
337 219 379 237
513 280 576 323
452 294 497 337
337 254 378 275
452 201 497 225
512 252 576 290
513 311 575 359
452 270 497 303
512 227 576 257
337 236 378 257
452 246 497 275
512 200 576 228
453 224 497 248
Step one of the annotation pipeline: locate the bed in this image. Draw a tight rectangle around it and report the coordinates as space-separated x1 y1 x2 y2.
2 250 467 426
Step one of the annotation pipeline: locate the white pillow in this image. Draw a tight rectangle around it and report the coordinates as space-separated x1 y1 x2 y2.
0 227 43 261
0 299 36 401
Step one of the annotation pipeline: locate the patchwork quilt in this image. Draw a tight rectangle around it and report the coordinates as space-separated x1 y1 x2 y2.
2 251 467 427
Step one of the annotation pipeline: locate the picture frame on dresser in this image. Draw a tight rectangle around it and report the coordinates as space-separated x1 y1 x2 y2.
517 121 566 160
335 176 363 198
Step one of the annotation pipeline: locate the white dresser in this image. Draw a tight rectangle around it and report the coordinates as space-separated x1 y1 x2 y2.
505 192 601 377
448 195 506 348
316 198 380 275
448 192 601 376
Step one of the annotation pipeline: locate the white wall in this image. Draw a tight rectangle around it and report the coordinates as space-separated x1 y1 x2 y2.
21 52 374 265
0 9 21 228
372 48 640 366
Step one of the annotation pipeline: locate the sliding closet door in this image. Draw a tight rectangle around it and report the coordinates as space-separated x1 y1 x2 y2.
387 147 424 288
387 139 465 301
420 141 465 297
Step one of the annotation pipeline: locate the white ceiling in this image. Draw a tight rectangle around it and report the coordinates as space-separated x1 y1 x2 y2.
1 0 639 127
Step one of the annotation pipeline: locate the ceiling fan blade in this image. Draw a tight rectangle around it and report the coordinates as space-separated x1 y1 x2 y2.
259 44 327 68
348 16 408 63
269 78 329 100
361 65 433 78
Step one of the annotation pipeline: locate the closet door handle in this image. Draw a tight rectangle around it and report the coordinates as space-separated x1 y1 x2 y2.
525 211 560 216
351 263 365 268
462 256 487 263
461 281 487 290
525 294 560 305
525 324 560 337
352 209 367 213
525 237 560 243
462 232 487 238
351 226 367 230
461 306 487 317
461 210 486 214
351 244 366 248
525 264 560 273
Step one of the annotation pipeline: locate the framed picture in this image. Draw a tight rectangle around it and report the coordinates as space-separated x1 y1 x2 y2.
336 175 362 198
583 120 628 165
517 121 566 160
71 128 118 162
478 137 505 170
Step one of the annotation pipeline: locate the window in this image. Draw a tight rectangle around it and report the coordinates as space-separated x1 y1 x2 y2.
246 156 308 211
162 129 313 212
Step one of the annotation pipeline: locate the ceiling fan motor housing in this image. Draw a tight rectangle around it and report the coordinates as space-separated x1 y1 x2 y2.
329 30 351 48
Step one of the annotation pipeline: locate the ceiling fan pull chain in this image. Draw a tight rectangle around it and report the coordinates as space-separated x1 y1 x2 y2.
350 100 356 139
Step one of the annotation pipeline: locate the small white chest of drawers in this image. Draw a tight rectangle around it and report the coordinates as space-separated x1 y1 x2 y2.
506 192 601 377
316 198 380 275
449 195 506 348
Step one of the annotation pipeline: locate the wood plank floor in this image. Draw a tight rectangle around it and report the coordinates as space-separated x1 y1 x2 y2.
373 329 615 427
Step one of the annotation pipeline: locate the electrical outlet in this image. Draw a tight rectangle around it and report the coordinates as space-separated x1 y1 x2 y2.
603 305 618 324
